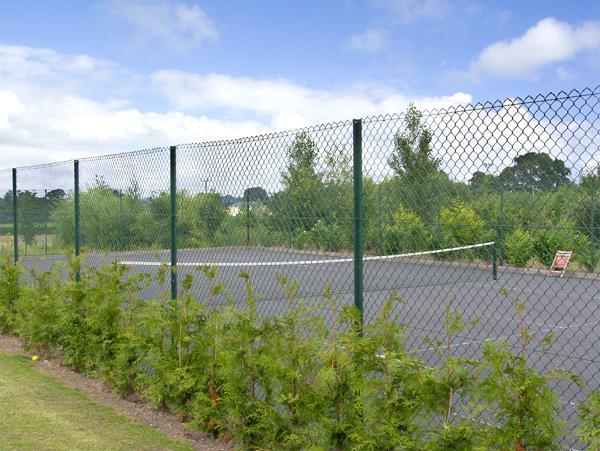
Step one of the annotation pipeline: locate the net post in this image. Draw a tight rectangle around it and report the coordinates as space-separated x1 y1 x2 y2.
590 185 596 272
12 168 18 264
245 189 250 246
436 179 441 248
44 188 48 256
498 188 505 265
74 160 81 282
169 145 177 300
353 119 364 330
377 183 382 255
492 241 497 280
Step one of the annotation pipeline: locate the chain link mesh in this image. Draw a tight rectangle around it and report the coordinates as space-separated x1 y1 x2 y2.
4 86 599 447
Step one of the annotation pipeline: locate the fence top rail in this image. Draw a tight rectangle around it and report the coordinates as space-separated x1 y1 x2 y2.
2 85 599 172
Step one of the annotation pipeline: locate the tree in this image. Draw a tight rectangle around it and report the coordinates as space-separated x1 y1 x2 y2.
283 131 320 187
196 192 227 240
469 171 495 192
495 152 571 192
278 132 326 231
18 190 39 246
45 189 66 202
387 104 443 221
243 187 269 204
388 103 440 181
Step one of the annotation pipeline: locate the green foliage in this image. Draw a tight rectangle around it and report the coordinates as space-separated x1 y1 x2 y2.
534 225 586 267
384 205 432 253
577 390 600 449
387 104 444 221
504 228 535 267
0 256 588 449
388 103 439 181
53 178 153 251
476 298 565 450
439 200 489 252
495 152 572 192
0 256 20 333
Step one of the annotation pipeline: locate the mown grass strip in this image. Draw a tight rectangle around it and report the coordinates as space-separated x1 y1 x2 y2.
0 353 190 450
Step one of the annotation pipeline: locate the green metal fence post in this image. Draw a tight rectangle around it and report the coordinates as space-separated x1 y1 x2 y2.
74 160 80 281
591 186 597 272
169 146 177 300
498 189 505 266
377 183 382 255
245 190 250 246
492 241 498 280
44 188 48 256
12 168 18 264
436 180 442 248
328 183 334 251
286 195 292 246
353 119 364 329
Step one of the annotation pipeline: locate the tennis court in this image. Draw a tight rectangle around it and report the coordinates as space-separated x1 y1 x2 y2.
22 243 597 406
110 243 596 444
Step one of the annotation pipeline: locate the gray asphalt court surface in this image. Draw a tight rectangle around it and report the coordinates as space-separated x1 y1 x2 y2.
20 245 600 447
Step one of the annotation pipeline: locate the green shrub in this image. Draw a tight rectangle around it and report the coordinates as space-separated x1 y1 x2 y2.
0 256 20 333
16 267 64 352
440 200 489 249
383 205 432 253
0 257 586 450
504 228 535 267
577 390 600 449
534 226 586 267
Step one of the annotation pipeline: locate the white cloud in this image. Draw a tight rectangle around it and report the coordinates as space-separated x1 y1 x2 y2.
0 44 598 195
0 43 471 172
346 28 387 52
467 18 600 80
372 0 450 23
108 0 217 50
151 70 471 129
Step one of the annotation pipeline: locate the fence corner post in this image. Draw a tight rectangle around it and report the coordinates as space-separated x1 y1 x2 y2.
74 160 81 281
12 168 18 264
170 145 177 300
353 119 364 330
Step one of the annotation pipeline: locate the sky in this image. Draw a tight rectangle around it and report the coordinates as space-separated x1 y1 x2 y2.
1 0 600 170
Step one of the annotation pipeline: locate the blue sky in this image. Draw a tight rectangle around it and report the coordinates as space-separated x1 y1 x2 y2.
0 0 599 168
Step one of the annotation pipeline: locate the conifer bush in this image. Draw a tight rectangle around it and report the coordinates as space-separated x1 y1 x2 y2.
0 256 589 449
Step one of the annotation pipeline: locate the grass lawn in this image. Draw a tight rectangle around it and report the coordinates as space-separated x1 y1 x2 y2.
0 353 191 450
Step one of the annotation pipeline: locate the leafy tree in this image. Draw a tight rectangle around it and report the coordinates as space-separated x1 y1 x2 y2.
276 132 326 231
388 104 443 221
388 104 439 180
469 171 495 192
196 192 228 240
18 190 39 246
52 178 153 250
495 152 571 192
243 187 269 203
45 189 66 202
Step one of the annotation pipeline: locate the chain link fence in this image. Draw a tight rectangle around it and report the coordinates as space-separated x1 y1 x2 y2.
2 86 599 447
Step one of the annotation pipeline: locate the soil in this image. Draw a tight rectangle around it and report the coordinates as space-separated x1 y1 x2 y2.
0 334 233 451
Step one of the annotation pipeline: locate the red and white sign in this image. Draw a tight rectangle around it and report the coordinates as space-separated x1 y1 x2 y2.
550 251 572 277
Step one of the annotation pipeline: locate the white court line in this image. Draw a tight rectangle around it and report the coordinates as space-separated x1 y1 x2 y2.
413 321 599 353
119 242 495 268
